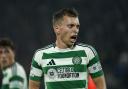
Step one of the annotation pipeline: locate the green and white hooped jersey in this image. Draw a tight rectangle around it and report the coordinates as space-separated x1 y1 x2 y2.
1 62 28 89
29 43 104 89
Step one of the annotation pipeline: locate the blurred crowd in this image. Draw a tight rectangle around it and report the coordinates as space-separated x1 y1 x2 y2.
0 0 128 89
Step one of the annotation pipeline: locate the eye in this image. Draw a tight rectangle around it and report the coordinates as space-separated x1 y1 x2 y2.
0 49 9 54
0 50 2 54
76 25 80 29
67 24 74 28
4 48 10 53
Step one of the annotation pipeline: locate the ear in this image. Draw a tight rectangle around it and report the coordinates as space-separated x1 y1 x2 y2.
54 25 60 35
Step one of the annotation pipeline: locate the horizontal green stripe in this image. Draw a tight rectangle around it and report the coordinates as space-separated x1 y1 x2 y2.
87 55 99 67
1 84 9 89
90 70 104 78
32 59 42 69
10 88 19 89
43 64 87 74
46 80 86 89
9 76 24 82
29 76 42 81
42 50 86 59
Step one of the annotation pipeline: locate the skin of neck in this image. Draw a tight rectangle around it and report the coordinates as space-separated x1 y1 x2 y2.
55 38 74 49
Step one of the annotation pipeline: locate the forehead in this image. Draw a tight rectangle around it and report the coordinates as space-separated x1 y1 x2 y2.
0 47 12 52
62 16 80 24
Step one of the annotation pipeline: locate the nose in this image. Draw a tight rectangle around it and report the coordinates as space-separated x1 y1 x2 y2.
76 28 79 33
73 26 79 34
0 53 6 60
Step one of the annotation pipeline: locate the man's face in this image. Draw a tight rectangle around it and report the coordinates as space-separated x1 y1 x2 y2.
56 15 80 47
0 47 15 69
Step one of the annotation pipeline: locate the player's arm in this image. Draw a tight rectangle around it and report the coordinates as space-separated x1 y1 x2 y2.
93 75 106 89
29 60 42 89
29 80 40 89
29 51 43 89
87 46 106 89
88 60 106 89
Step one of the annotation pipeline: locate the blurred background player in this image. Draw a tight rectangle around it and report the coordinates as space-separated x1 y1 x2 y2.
0 38 28 89
88 76 96 89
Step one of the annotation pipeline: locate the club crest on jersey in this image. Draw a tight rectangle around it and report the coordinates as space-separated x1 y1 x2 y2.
72 56 82 65
47 68 57 79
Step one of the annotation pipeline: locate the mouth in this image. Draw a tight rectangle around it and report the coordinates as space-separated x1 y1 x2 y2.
70 35 77 43
2 59 7 65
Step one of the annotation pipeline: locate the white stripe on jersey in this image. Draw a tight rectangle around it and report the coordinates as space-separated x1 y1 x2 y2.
30 67 43 77
44 72 87 82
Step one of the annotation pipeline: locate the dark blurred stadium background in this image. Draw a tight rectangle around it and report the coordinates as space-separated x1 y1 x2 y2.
0 0 128 89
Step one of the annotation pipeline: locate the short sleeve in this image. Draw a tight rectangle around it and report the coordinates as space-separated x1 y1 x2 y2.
29 50 43 81
87 46 104 78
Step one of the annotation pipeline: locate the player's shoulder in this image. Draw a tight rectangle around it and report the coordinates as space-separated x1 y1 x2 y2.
35 43 55 53
76 42 94 49
76 42 97 55
15 62 25 71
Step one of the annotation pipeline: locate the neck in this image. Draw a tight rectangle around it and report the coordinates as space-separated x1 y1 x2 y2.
55 40 74 49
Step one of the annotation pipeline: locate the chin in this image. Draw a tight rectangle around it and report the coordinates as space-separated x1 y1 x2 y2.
68 42 75 47
71 40 76 44
2 63 9 69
